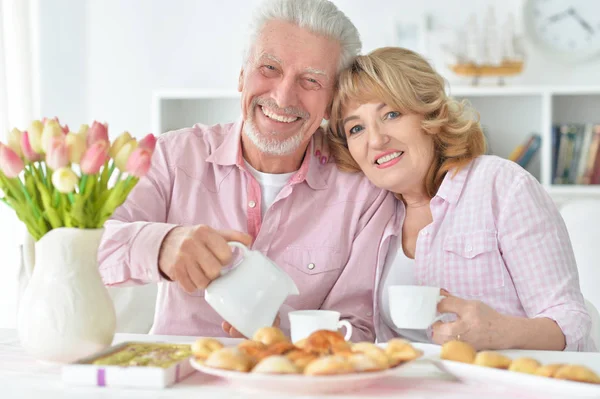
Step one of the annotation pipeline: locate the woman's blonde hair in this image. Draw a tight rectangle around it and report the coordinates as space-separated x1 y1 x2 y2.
328 47 486 198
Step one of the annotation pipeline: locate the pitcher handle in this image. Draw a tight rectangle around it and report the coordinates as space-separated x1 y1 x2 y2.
220 242 250 276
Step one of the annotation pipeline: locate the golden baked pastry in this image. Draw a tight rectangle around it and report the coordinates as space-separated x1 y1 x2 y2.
347 353 385 372
237 340 267 360
473 351 512 369
294 338 307 349
534 363 565 378
252 326 289 346
385 339 423 366
191 338 224 360
508 357 541 374
204 347 254 372
252 355 300 374
303 355 355 376
262 341 297 358
554 365 600 384
440 340 476 364
285 349 319 371
304 330 351 355
351 342 390 369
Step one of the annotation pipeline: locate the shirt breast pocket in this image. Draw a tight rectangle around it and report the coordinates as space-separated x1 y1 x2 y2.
281 246 344 277
442 231 505 297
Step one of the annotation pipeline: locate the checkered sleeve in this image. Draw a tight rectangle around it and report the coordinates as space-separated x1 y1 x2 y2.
497 174 593 351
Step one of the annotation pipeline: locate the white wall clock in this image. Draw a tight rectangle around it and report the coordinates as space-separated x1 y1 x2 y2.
523 0 600 62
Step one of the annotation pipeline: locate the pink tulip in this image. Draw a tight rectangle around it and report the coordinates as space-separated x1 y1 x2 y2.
80 140 109 174
138 134 157 153
46 136 70 170
21 131 42 162
126 147 152 178
86 121 109 146
0 143 25 178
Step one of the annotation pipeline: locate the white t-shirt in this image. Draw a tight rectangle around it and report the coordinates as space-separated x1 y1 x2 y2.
380 237 430 343
244 160 295 217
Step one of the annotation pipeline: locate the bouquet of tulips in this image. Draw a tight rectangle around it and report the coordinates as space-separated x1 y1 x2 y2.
0 118 156 241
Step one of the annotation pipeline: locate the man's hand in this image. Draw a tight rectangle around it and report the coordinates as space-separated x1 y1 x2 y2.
222 315 281 338
158 225 252 292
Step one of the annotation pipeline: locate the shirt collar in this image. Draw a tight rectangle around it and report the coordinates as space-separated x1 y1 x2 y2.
206 118 327 190
435 158 475 204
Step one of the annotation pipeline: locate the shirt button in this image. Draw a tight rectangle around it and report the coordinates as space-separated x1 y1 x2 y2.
366 311 373 317
465 244 473 252
421 230 429 236
248 200 256 208
307 263 315 270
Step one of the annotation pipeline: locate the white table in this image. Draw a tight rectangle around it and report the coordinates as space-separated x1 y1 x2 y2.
0 328 566 398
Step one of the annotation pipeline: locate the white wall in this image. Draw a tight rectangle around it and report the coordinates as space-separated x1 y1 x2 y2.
36 0 600 137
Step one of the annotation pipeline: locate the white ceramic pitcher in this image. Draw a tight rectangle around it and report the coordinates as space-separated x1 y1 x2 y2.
205 242 299 338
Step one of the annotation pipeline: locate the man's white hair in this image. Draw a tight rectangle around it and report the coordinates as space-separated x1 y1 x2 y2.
244 0 361 72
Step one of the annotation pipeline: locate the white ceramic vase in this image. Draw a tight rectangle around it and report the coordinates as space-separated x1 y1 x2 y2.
17 227 116 363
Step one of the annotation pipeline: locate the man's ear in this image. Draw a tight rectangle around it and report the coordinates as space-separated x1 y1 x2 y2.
238 69 244 92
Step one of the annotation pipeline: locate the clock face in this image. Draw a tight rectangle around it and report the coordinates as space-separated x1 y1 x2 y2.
524 0 600 60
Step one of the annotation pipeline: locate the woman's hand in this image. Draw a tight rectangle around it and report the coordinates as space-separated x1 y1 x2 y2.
431 290 511 350
313 126 330 165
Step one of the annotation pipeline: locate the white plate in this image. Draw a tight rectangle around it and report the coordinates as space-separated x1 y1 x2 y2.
432 350 600 398
190 358 415 394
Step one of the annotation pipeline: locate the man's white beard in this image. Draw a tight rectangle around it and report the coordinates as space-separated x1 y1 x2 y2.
244 114 304 156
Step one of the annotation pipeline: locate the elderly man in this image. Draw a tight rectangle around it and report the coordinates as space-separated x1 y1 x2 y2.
98 0 395 341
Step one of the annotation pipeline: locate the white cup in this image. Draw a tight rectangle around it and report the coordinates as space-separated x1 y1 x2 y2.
388 285 445 330
288 310 353 343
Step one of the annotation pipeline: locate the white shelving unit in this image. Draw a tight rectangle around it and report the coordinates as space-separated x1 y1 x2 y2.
152 86 600 203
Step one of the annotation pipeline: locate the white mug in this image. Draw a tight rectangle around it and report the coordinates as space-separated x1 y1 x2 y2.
288 310 353 343
388 285 445 330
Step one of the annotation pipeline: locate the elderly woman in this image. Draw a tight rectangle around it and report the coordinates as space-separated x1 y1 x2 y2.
323 47 593 351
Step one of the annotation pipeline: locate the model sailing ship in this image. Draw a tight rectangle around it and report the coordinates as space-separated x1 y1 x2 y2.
443 9 525 85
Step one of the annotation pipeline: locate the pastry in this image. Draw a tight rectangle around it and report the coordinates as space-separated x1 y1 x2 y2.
508 357 541 374
351 342 390 369
304 330 351 355
473 351 512 369
303 355 355 376
262 341 297 358
285 349 319 371
191 338 224 360
385 338 423 366
534 363 564 378
252 355 300 374
204 347 254 372
440 340 476 364
252 326 289 346
237 339 267 360
347 353 385 372
294 338 308 349
554 365 600 384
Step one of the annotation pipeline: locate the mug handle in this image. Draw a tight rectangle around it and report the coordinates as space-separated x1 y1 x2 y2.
220 242 250 276
337 319 353 341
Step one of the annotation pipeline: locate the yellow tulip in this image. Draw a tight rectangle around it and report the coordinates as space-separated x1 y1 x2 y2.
7 128 23 157
109 131 133 158
41 120 64 153
114 140 138 171
65 133 87 163
51 167 79 193
28 120 44 153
